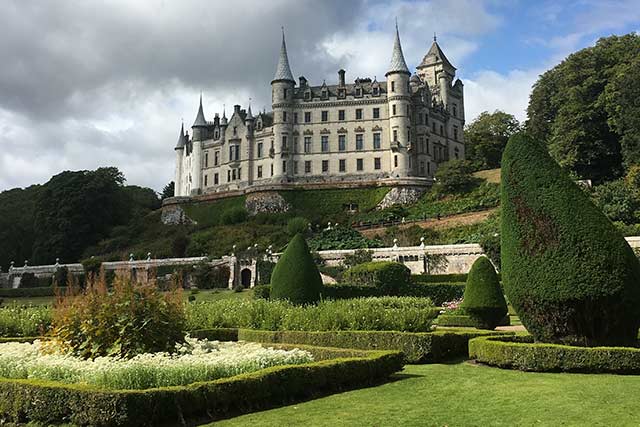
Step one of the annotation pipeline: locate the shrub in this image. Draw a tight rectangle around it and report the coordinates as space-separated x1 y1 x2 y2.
220 206 248 225
81 258 102 279
286 217 309 236
501 133 640 346
343 261 411 294
52 266 69 287
434 159 480 193
436 314 510 328
51 274 185 359
270 234 323 305
460 257 507 329
0 306 51 337
413 273 468 283
256 260 276 285
469 335 640 373
171 232 190 257
191 262 230 289
403 283 466 305
0 286 62 298
18 272 39 288
253 285 271 299
343 249 373 269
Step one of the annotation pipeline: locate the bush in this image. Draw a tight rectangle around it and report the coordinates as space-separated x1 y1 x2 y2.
253 285 271 299
286 217 309 236
307 226 383 251
436 314 510 328
270 234 323 305
81 258 102 279
19 272 50 288
501 133 640 346
256 260 276 285
0 286 63 298
402 282 466 305
413 273 468 283
469 335 640 373
434 159 480 193
51 275 185 359
0 346 402 426
220 206 248 225
343 261 411 294
52 266 69 287
191 262 230 289
460 257 507 329
343 249 373 269
0 306 51 337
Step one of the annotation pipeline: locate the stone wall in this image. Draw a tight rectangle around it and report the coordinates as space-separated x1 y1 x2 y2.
160 205 195 225
245 192 290 215
376 186 427 209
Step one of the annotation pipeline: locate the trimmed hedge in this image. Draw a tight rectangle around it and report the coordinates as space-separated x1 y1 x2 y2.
436 314 510 328
0 287 64 298
501 133 640 346
461 257 508 329
413 273 468 283
189 328 239 341
343 261 411 294
0 346 402 426
270 234 323 304
236 328 514 363
252 285 271 299
469 335 640 374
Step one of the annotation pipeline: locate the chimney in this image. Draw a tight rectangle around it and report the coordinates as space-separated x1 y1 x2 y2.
234 104 241 113
338 69 345 86
299 76 307 87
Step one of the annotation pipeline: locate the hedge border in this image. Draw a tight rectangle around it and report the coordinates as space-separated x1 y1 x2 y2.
436 314 510 328
0 287 63 298
469 335 640 374
236 328 514 363
0 344 402 426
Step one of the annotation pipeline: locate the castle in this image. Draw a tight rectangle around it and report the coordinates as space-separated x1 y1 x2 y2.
173 26 465 198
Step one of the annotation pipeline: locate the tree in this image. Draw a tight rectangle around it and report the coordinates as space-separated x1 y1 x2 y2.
270 233 323 305
161 181 175 200
460 256 507 329
526 33 640 183
434 159 479 193
501 132 640 346
464 110 520 170
343 249 373 269
591 179 640 224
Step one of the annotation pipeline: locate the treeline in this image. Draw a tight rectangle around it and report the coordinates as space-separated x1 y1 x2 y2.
0 167 160 269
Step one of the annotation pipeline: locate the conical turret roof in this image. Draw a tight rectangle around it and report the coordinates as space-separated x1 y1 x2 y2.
192 94 207 127
175 122 186 149
273 30 295 82
246 103 254 120
387 23 410 75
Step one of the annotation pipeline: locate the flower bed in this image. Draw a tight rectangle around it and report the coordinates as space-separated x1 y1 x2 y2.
0 337 313 389
0 305 51 337
469 335 640 373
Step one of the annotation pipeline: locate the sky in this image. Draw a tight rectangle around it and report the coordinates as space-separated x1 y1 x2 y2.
1 0 639 192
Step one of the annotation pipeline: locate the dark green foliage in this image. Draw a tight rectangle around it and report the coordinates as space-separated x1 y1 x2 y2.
0 348 402 426
343 249 373 268
436 314 510 328
189 327 240 341
464 110 521 170
403 283 466 305
220 206 248 225
252 285 271 299
191 262 230 289
0 286 64 298
52 267 69 287
270 234 323 304
308 226 382 251
527 33 640 181
479 233 501 270
238 328 513 364
343 262 411 294
81 258 102 278
470 335 640 374
286 217 309 236
501 133 640 346
161 181 175 200
18 272 39 288
434 160 480 194
256 260 276 285
413 273 468 283
171 232 190 257
0 185 41 269
591 179 640 224
461 257 507 329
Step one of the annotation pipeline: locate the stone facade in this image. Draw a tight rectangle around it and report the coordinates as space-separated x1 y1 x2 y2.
160 205 195 225
173 28 465 198
377 186 427 209
244 192 290 215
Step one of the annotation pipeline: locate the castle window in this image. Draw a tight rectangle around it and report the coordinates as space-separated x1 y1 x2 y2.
232 169 236 180
427 161 431 174
305 90 311 101
356 158 364 171
294 112 298 123
393 129 398 142
373 132 381 150
293 161 298 174
454 147 460 159
424 113 428 125
338 88 346 98
271 164 274 176
283 161 287 173
321 110 328 122
283 111 287 122
322 160 329 173
338 135 346 151
257 142 263 158
238 168 241 180
338 110 345 121
392 104 396 116
304 137 312 153
205 152 209 167
305 161 312 174
214 173 219 185
282 135 287 150
305 111 311 123
233 126 237 136
214 130 219 139
204 174 208 186
426 138 430 154
355 88 362 97
373 108 380 119
293 137 298 153
419 161 426 175
453 104 457 117
321 89 328 100
321 135 329 152
432 121 436 133
440 124 444 135
453 126 459 141
284 88 288 99
356 134 364 150
374 157 381 170
391 81 395 92
227 170 231 182
373 86 379 96
339 159 346 172
355 108 363 120
257 166 263 178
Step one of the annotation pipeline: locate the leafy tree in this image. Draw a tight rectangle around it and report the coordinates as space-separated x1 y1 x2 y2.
464 110 521 170
308 226 382 251
161 181 175 200
434 159 479 194
591 179 640 224
0 185 41 269
527 33 640 182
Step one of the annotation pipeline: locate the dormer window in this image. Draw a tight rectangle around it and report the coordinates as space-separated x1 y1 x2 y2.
321 89 328 100
372 87 379 96
338 88 346 98
355 87 362 97
304 90 311 101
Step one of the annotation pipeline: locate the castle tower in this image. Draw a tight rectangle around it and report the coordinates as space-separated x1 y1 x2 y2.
416 36 456 110
271 29 295 181
174 122 186 197
245 104 255 184
190 95 206 195
385 24 412 178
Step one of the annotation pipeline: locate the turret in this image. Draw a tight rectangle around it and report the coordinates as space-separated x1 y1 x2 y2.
190 95 205 195
271 29 295 181
191 94 207 141
385 23 412 178
174 122 186 197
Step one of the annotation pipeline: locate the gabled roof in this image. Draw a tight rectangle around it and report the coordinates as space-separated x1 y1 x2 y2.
192 94 207 127
387 24 410 75
272 30 295 83
417 40 456 70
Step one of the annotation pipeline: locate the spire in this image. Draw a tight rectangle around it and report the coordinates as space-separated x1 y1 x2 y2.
221 104 228 125
246 101 254 120
272 28 295 83
192 94 207 127
387 21 410 75
175 122 186 149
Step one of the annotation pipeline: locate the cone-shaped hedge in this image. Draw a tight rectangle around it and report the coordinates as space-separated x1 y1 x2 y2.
270 233 323 305
501 133 640 346
461 256 508 329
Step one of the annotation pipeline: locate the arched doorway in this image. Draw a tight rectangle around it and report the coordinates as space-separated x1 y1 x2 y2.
240 268 252 288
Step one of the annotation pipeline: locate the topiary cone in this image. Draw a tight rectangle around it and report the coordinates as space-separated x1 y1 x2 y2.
501 133 640 346
270 233 323 305
461 256 508 329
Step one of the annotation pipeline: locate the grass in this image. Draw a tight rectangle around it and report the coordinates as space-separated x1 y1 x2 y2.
210 361 640 426
474 168 501 183
182 196 247 228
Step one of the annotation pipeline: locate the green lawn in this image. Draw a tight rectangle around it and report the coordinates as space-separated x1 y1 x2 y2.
209 361 640 426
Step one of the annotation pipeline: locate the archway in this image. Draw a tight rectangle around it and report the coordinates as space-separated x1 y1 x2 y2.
240 268 252 288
